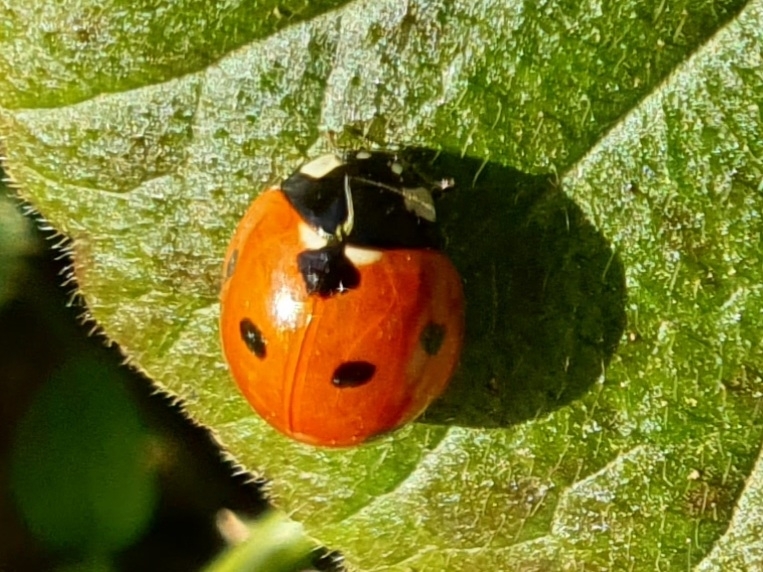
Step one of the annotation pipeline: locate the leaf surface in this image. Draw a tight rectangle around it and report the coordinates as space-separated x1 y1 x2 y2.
2 1 762 569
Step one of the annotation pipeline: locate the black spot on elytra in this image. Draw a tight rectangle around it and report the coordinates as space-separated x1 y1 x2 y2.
420 322 446 356
332 361 376 388
297 244 360 297
225 249 239 279
239 318 266 359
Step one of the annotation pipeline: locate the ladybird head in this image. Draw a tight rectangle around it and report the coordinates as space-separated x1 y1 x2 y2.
281 151 443 250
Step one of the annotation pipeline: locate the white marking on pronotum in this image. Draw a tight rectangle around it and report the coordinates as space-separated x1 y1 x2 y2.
345 246 383 266
401 187 436 222
355 150 372 160
391 161 404 175
299 154 343 179
342 174 355 238
298 222 329 249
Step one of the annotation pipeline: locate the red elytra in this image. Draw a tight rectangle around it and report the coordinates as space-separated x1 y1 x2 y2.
219 152 464 447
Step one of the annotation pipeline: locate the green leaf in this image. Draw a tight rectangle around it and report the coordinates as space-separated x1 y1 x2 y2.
204 511 318 572
2 1 762 570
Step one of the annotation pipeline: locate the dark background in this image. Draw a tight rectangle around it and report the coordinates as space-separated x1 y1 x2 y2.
0 176 267 571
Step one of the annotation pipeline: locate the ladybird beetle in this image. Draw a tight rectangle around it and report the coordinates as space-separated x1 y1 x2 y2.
219 151 464 447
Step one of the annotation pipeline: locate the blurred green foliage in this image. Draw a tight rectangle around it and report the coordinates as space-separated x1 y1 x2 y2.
1 176 157 570
0 186 34 305
10 354 158 556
